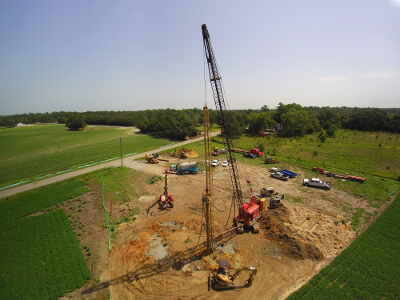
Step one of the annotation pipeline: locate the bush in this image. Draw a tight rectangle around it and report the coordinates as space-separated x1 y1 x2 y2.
318 131 326 143
66 113 86 131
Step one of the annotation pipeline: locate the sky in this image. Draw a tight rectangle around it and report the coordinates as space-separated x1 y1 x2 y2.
1 0 400 115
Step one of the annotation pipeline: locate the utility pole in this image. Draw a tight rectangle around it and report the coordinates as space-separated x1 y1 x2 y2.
120 137 123 167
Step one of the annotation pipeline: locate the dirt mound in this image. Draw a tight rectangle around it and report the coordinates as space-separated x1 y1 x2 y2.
170 148 199 158
259 206 324 260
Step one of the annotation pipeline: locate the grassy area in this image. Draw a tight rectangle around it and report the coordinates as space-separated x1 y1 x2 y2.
98 167 138 203
0 180 88 229
287 193 400 299
198 131 399 208
234 130 400 181
0 124 174 188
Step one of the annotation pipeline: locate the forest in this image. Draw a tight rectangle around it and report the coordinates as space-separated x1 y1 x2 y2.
1 104 399 139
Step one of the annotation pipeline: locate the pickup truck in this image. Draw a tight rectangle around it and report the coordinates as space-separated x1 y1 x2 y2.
212 159 220 167
303 178 331 190
270 172 289 181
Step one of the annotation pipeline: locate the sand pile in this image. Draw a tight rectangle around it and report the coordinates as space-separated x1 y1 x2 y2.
259 206 324 260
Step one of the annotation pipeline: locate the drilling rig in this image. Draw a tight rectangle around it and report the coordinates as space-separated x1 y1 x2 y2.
202 106 214 251
146 166 174 214
202 24 260 234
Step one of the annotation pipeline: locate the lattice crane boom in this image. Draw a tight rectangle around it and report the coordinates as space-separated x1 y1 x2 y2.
201 24 243 212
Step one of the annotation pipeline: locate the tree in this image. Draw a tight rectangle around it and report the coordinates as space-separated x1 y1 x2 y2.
280 105 316 137
261 105 269 112
66 113 86 131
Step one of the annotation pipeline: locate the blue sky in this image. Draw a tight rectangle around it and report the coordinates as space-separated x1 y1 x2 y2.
1 0 400 115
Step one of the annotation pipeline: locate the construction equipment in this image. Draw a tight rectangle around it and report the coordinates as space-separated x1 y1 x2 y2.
145 153 160 164
209 260 257 290
202 106 214 251
146 167 173 214
250 148 263 157
169 162 199 175
212 146 219 156
173 148 189 158
145 153 170 164
160 166 174 209
202 24 260 233
260 188 283 209
260 187 275 198
269 193 283 209
264 156 279 164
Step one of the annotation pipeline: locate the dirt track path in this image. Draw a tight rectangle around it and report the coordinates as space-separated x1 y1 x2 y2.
0 133 219 199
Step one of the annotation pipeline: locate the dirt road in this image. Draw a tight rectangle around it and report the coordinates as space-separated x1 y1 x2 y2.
0 133 219 199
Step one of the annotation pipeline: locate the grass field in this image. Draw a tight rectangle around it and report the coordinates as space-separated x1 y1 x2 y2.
172 130 399 227
287 193 400 299
233 130 400 181
0 124 173 188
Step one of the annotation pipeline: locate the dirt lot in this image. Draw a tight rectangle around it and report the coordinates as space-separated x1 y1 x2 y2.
71 155 372 300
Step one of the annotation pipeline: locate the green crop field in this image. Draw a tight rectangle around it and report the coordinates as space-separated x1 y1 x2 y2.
0 178 92 299
0 209 91 299
0 180 88 229
288 193 400 299
0 124 174 188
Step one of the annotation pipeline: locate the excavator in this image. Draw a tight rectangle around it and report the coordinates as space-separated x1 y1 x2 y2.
202 24 261 234
146 167 173 215
209 260 257 290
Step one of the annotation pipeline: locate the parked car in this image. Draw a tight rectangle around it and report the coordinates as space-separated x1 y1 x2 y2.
212 159 220 167
222 161 228 167
243 152 257 159
303 178 331 190
270 172 289 181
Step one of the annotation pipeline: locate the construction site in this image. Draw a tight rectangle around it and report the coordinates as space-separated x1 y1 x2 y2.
99 157 356 299
84 24 358 299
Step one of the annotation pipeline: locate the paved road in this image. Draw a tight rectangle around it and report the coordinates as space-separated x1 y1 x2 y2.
0 132 219 199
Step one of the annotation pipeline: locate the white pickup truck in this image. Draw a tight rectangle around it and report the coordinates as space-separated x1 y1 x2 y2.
303 178 331 190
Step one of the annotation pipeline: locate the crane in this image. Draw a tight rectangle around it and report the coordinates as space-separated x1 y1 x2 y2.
202 24 260 233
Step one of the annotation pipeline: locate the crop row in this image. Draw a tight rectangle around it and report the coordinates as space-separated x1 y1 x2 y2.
0 124 172 187
0 180 88 229
0 209 91 299
288 193 400 299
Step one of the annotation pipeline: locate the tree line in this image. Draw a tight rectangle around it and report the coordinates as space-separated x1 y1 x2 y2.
1 105 399 139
